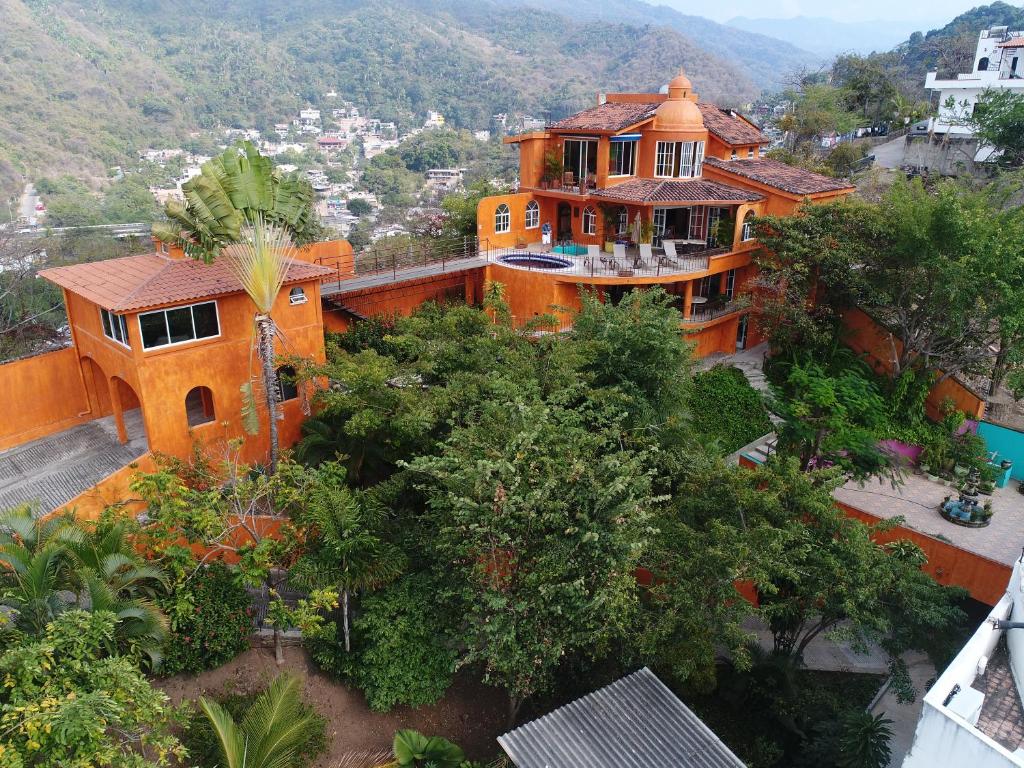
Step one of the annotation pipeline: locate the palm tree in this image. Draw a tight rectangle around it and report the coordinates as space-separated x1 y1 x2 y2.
201 673 320 768
290 475 406 651
0 508 168 661
838 710 893 768
223 218 298 473
153 141 321 262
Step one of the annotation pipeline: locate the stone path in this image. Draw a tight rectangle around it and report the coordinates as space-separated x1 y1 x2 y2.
0 411 147 515
321 255 486 296
870 652 936 768
873 136 908 170
701 342 770 392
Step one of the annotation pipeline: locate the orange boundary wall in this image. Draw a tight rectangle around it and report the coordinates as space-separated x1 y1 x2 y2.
838 501 1012 605
0 348 96 450
55 453 156 520
841 307 986 420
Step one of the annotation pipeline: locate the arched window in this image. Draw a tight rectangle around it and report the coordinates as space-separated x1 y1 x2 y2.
185 386 215 427
495 203 511 234
289 286 307 305
582 206 597 236
741 210 756 241
276 365 299 402
978 56 990 71
525 200 540 229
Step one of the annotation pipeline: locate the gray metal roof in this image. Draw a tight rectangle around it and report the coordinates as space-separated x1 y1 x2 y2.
497 667 747 768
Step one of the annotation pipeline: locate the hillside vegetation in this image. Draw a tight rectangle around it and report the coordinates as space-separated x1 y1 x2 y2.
0 0 770 206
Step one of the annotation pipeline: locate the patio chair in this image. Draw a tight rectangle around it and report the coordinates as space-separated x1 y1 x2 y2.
660 240 681 267
613 243 627 265
563 171 576 189
585 244 601 271
637 243 654 269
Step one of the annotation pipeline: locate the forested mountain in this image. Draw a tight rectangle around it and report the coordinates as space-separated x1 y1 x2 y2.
0 0 800 206
726 16 916 57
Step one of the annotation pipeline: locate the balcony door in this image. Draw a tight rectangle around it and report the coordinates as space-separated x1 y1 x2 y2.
563 138 597 187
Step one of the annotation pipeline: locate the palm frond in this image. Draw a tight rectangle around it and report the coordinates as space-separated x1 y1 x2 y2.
223 216 298 315
201 697 248 768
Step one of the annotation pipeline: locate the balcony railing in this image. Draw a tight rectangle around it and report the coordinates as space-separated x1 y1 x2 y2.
315 236 483 291
484 242 730 279
684 300 744 324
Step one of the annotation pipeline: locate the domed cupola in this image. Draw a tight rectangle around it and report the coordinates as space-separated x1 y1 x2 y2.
653 70 704 132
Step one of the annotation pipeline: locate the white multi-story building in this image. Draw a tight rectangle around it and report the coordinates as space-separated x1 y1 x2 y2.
902 555 1024 767
299 108 322 125
424 110 445 129
926 26 1024 136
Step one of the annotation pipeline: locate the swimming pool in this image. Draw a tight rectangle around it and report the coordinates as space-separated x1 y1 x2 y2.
553 244 588 256
497 253 574 270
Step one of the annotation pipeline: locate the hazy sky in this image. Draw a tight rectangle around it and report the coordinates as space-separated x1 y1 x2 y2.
662 0 998 25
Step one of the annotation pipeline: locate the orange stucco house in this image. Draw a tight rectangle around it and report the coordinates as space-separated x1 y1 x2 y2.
31 241 334 466
477 72 854 356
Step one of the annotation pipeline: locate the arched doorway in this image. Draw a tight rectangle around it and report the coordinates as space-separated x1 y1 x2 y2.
557 202 572 243
110 376 147 446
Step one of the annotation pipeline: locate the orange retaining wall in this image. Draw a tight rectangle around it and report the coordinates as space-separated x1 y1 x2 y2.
328 269 484 321
0 348 96 450
838 501 1012 605
841 307 985 420
56 452 156 520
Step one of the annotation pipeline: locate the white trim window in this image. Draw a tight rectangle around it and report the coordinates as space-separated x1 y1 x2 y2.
726 268 737 299
609 140 638 176
582 206 597 235
747 147 755 159
100 308 130 347
495 203 511 234
617 207 629 235
289 287 308 305
655 141 705 178
741 211 756 241
138 300 220 350
525 200 540 229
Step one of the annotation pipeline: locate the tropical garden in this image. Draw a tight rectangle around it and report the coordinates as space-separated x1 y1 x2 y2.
1 142 997 768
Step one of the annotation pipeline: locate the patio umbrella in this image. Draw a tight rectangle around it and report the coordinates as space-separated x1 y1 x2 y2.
632 212 642 244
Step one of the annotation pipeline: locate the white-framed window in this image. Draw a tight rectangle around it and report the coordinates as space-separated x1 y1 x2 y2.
159 241 169 255
725 268 736 299
582 206 597 235
138 300 220 350
747 147 754 159
100 308 130 348
495 203 510 234
731 150 738 160
617 207 629 234
741 211 756 241
655 141 705 178
289 286 307 305
609 140 638 176
525 200 540 229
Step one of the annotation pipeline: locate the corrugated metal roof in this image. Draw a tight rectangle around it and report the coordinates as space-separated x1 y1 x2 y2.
497 667 747 768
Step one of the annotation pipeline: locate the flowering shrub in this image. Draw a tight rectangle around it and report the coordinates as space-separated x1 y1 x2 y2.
158 562 252 676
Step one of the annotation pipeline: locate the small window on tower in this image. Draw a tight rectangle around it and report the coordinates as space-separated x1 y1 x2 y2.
289 287 307 305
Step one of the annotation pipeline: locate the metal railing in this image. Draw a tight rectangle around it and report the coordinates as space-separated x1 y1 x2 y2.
315 235 484 292
684 300 744 324
483 241 729 279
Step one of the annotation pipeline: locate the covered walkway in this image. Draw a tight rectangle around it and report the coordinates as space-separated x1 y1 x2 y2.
0 410 148 515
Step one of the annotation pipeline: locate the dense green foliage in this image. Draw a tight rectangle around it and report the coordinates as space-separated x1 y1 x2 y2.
157 562 252 677
0 610 184 768
689 365 772 452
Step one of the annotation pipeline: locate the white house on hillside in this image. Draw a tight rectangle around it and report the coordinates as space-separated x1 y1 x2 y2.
902 555 1024 767
926 26 1024 137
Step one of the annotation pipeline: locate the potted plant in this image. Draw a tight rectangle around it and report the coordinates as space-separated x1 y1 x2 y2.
601 205 620 253
543 150 564 190
714 215 736 249
980 499 994 522
639 219 654 245
1001 458 1013 470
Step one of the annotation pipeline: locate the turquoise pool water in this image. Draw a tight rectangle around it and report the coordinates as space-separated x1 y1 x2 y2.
552 244 588 256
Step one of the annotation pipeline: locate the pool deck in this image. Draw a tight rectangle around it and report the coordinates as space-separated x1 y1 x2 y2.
835 473 1024 567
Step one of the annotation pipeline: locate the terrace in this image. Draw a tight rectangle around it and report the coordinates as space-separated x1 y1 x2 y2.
485 242 730 279
834 472 1023 569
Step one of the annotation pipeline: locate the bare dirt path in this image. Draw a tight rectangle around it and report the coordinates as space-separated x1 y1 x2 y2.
157 646 509 765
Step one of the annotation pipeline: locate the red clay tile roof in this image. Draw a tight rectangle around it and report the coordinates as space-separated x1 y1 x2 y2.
697 103 765 146
997 36 1024 47
548 102 657 132
704 157 854 195
590 178 764 204
39 253 333 313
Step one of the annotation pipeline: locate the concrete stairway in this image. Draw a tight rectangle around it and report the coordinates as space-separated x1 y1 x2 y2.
0 410 147 515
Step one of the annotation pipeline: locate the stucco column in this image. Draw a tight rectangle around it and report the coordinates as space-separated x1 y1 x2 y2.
107 377 127 444
683 280 694 320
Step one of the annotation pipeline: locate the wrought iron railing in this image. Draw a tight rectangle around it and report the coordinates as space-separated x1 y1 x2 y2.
315 235 483 291
684 300 744 324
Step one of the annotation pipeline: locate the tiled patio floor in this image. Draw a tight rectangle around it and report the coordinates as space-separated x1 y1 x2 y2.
835 473 1024 567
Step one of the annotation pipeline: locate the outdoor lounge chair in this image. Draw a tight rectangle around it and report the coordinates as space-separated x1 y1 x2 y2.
660 240 681 267
637 243 654 269
613 243 627 265
585 244 601 271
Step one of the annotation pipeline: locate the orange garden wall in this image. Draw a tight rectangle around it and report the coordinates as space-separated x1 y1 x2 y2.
839 502 1012 605
0 348 97 450
841 307 986 421
58 453 157 520
328 269 483 322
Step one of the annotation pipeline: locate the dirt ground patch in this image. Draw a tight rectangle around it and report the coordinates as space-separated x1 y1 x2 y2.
157 646 509 765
